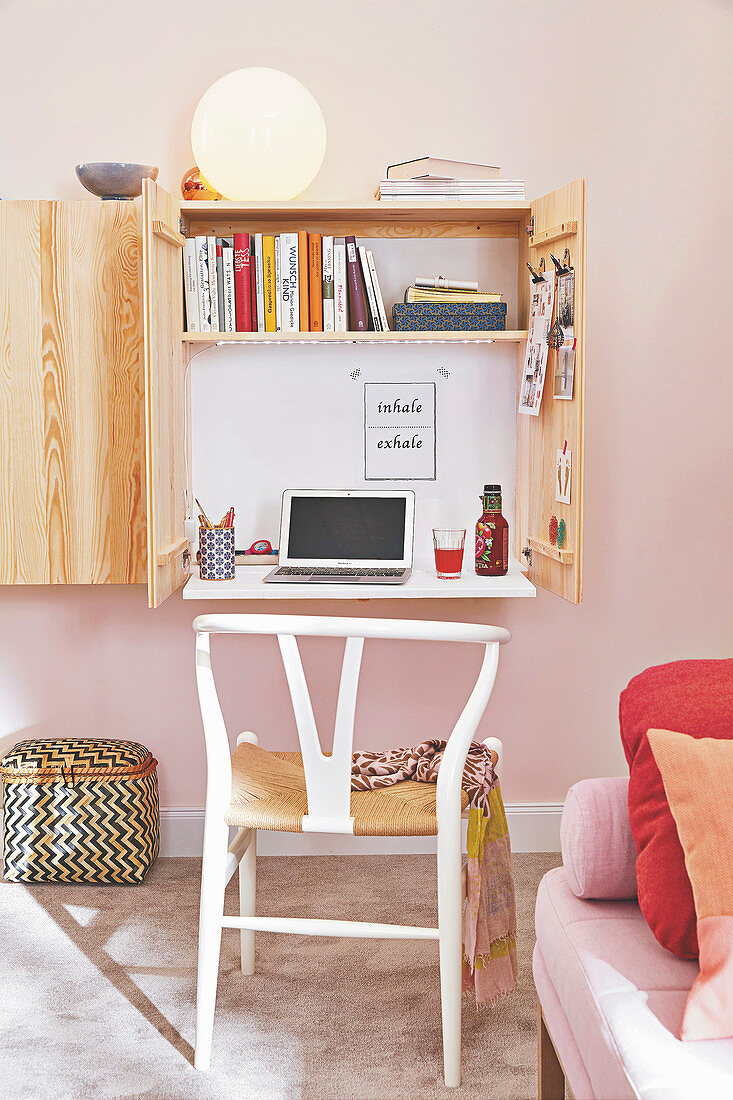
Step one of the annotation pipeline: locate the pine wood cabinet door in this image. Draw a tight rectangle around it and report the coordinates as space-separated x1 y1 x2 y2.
0 200 145 584
141 180 190 608
515 178 586 603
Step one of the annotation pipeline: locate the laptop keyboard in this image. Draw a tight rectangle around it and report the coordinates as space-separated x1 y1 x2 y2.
273 567 405 577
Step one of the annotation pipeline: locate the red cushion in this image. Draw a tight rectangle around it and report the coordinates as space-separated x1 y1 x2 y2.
620 659 733 958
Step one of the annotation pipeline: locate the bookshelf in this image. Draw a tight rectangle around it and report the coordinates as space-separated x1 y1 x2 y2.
142 179 586 609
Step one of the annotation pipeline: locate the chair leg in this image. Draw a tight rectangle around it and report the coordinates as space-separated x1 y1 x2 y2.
238 829 257 974
194 814 229 1071
537 1001 565 1100
437 825 463 1088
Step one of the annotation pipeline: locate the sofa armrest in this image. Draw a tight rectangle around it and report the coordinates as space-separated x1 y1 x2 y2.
561 777 637 900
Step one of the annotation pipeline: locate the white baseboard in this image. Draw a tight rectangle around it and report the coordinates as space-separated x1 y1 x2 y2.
159 802 562 857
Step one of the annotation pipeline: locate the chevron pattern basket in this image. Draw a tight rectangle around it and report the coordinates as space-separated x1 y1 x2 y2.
1 738 159 884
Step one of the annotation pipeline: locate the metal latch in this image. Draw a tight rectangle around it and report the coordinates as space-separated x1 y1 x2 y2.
525 215 535 236
522 546 532 565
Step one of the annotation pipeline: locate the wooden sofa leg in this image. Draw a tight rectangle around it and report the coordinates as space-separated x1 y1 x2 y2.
538 1000 565 1100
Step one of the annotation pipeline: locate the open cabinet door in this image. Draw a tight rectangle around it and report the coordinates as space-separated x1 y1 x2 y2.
142 179 191 607
515 178 586 603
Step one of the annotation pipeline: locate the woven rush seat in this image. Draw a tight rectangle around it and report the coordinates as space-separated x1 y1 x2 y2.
227 742 469 836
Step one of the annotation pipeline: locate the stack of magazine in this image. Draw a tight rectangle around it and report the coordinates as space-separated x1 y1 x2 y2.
376 156 525 201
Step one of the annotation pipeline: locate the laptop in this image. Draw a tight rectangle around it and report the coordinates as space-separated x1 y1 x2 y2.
264 489 414 584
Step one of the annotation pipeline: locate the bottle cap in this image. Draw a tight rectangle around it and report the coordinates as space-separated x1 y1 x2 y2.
483 484 501 492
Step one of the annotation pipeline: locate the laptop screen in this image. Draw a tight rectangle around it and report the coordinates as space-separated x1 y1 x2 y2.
287 495 407 561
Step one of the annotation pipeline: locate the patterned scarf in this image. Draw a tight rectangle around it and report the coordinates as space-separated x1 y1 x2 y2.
351 739 517 1006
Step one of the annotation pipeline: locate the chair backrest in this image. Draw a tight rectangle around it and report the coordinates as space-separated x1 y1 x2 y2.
193 614 511 834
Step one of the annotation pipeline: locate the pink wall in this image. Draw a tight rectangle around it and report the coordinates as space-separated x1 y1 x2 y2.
1 1 730 810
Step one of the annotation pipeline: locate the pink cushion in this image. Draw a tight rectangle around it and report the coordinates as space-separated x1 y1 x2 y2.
535 867 733 1100
561 777 637 900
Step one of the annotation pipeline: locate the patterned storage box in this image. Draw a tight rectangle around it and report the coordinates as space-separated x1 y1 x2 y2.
1 738 159 884
392 302 507 331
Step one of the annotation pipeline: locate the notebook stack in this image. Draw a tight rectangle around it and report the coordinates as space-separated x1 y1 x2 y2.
376 156 525 202
393 276 506 332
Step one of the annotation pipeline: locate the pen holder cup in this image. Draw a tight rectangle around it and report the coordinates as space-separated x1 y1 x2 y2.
199 526 235 580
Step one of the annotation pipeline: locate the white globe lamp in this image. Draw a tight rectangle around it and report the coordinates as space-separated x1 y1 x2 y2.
191 68 327 201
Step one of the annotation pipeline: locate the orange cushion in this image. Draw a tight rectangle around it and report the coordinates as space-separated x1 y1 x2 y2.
647 729 733 1040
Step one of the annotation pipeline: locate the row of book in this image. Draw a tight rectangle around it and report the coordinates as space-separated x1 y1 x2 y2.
183 234 391 334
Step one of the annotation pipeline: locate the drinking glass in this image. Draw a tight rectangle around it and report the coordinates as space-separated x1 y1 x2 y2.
432 528 466 579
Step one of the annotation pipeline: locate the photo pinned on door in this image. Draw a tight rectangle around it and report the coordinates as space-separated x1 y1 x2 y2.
519 257 556 416
553 248 576 400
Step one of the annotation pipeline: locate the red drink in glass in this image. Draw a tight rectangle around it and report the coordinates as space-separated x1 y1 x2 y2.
432 529 466 579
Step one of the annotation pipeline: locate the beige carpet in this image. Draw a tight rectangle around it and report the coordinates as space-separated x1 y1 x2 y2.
0 852 560 1100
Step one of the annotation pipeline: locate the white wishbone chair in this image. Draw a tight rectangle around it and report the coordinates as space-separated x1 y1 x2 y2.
193 613 510 1088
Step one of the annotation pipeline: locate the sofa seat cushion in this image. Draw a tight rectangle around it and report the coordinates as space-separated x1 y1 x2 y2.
535 867 733 1100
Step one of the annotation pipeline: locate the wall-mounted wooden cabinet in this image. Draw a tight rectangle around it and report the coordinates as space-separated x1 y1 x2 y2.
0 179 585 606
0 200 145 583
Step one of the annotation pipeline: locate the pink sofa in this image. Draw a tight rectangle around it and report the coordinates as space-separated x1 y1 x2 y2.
534 777 733 1100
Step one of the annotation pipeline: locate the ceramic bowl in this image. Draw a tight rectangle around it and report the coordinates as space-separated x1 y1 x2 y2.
75 162 159 200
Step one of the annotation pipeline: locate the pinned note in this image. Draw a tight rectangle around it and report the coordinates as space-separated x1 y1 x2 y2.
555 444 571 504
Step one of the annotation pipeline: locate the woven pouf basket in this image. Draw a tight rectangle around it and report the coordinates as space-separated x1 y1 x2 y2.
0 738 159 885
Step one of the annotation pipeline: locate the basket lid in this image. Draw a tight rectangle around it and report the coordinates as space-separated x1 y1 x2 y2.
0 738 153 776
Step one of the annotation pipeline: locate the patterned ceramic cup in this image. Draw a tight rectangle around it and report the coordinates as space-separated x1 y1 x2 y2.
199 527 235 580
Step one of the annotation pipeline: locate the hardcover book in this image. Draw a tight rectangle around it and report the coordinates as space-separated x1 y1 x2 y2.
215 240 225 329
233 233 251 332
280 232 299 332
207 236 220 332
298 231 309 332
334 239 347 333
254 233 265 332
249 234 257 331
308 233 322 331
392 302 507 331
322 235 335 332
222 241 235 332
195 236 211 333
275 235 282 331
345 235 367 331
366 250 389 330
183 238 199 331
263 235 276 332
358 245 380 330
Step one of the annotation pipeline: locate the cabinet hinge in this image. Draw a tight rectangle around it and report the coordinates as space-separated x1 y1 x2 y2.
525 215 535 236
522 546 532 566
179 217 187 237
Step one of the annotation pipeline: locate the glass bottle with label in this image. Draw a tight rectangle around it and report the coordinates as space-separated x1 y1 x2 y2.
475 484 509 576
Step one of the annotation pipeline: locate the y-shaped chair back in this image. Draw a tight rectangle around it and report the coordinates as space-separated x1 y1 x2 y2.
192 613 511 1088
194 614 510 835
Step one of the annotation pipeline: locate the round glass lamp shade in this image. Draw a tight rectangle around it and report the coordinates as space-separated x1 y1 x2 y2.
191 68 327 201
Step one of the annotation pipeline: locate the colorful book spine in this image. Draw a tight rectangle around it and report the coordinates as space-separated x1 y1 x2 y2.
280 232 299 332
215 240 225 329
322 235 335 332
222 242 235 332
308 233 323 331
359 245 380 331
207 236 220 331
366 250 389 331
274 235 282 332
345 236 367 331
298 231 309 332
263 234 276 332
183 238 199 332
233 233 252 332
254 233 265 332
249 234 257 332
334 239 347 332
195 236 211 332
